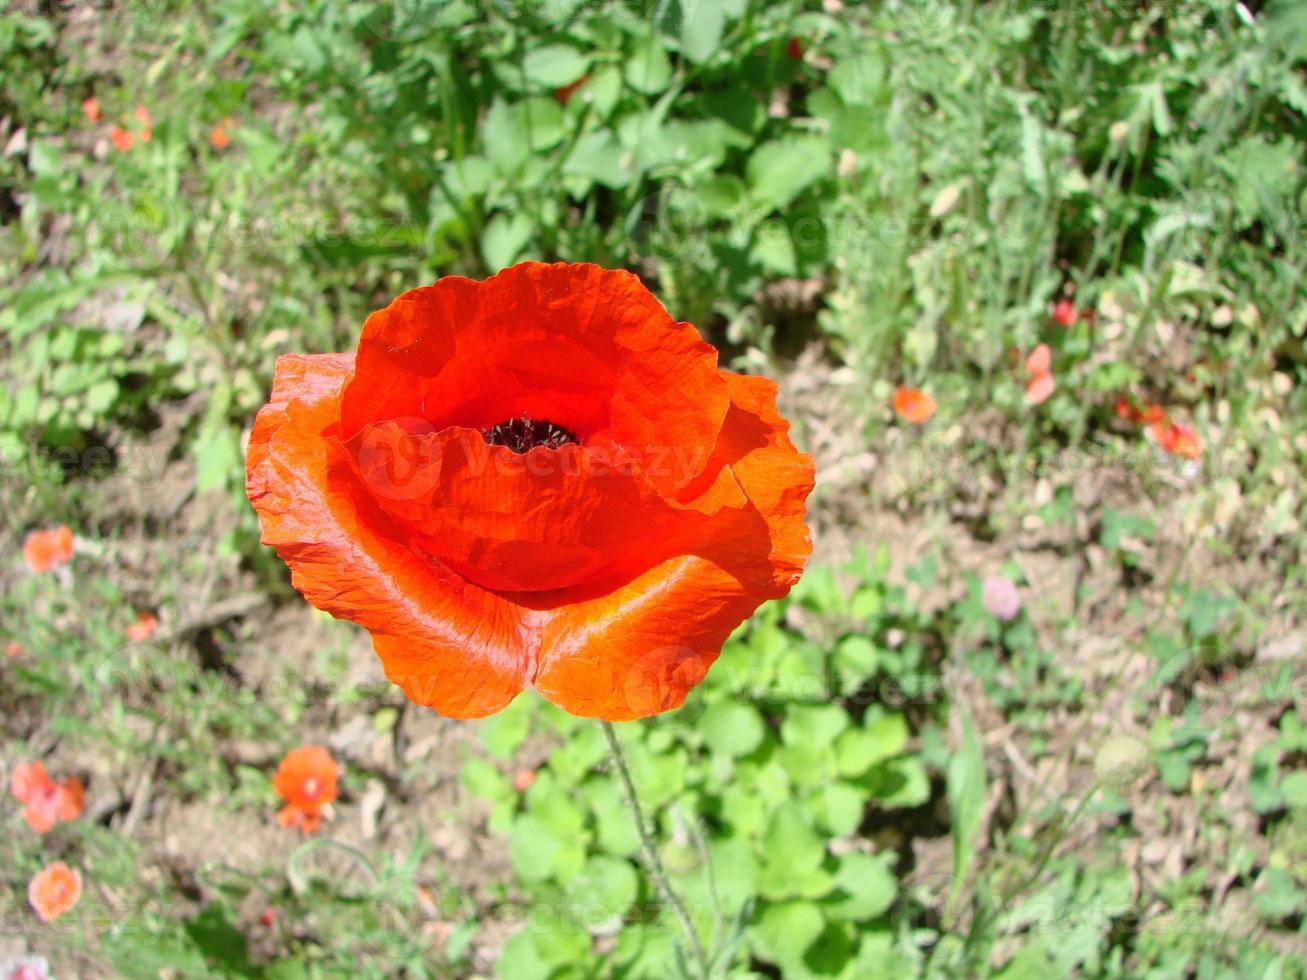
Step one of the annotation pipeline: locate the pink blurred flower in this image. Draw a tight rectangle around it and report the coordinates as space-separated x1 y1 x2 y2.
1 955 51 980
982 576 1021 621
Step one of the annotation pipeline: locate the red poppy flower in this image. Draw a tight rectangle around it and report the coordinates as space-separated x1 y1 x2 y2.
1024 344 1055 405
125 610 159 642
1139 403 1166 425
1151 419 1202 459
1025 371 1055 405
4 641 19 658
27 862 81 923
109 126 133 152
273 746 338 833
81 96 101 122
1051 299 1078 326
246 262 814 720
22 526 74 574
891 385 936 424
10 762 85 833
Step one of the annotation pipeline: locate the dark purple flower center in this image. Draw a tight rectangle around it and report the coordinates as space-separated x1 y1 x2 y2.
481 415 580 454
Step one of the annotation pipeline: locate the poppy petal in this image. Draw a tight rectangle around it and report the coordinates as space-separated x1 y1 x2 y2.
246 353 531 718
336 262 731 496
10 761 49 805
1025 343 1052 375
1025 371 1055 405
531 372 814 719
345 422 741 593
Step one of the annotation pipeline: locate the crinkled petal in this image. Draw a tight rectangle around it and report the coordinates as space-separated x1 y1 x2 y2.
345 423 747 593
337 262 731 495
246 353 530 719
531 371 814 719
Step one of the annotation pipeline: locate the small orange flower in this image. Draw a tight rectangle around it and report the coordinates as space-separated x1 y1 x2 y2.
891 385 936 424
1151 419 1202 459
209 123 231 149
10 762 85 834
81 96 101 122
513 769 537 792
5 641 20 658
125 610 159 643
273 746 338 834
22 526 74 574
110 127 134 152
28 862 82 923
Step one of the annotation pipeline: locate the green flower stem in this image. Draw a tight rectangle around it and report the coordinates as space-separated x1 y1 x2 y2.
601 720 710 979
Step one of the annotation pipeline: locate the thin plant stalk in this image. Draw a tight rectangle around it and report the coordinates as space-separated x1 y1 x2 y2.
601 721 710 979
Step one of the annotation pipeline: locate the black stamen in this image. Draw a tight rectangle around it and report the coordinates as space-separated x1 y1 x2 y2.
481 415 580 454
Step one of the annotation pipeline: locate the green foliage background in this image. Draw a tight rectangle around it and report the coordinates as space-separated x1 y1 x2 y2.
2 1 1306 977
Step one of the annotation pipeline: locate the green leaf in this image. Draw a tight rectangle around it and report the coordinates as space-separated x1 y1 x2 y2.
626 35 672 94
863 756 930 809
562 131 632 189
522 44 589 88
747 136 830 213
947 711 986 895
826 852 897 921
482 98 565 172
481 211 533 270
763 801 826 872
752 901 824 967
680 0 725 64
510 815 560 882
567 856 639 922
495 930 552 980
699 701 765 757
812 781 865 837
828 49 886 105
477 698 532 758
1280 770 1307 809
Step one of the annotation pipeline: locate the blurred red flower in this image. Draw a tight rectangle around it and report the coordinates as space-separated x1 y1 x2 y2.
22 526 74 574
110 126 133 152
1151 418 1202 459
28 863 81 923
125 611 158 643
81 97 101 122
1024 343 1055 405
273 746 338 834
10 762 85 834
1051 299 1080 326
892 385 936 424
